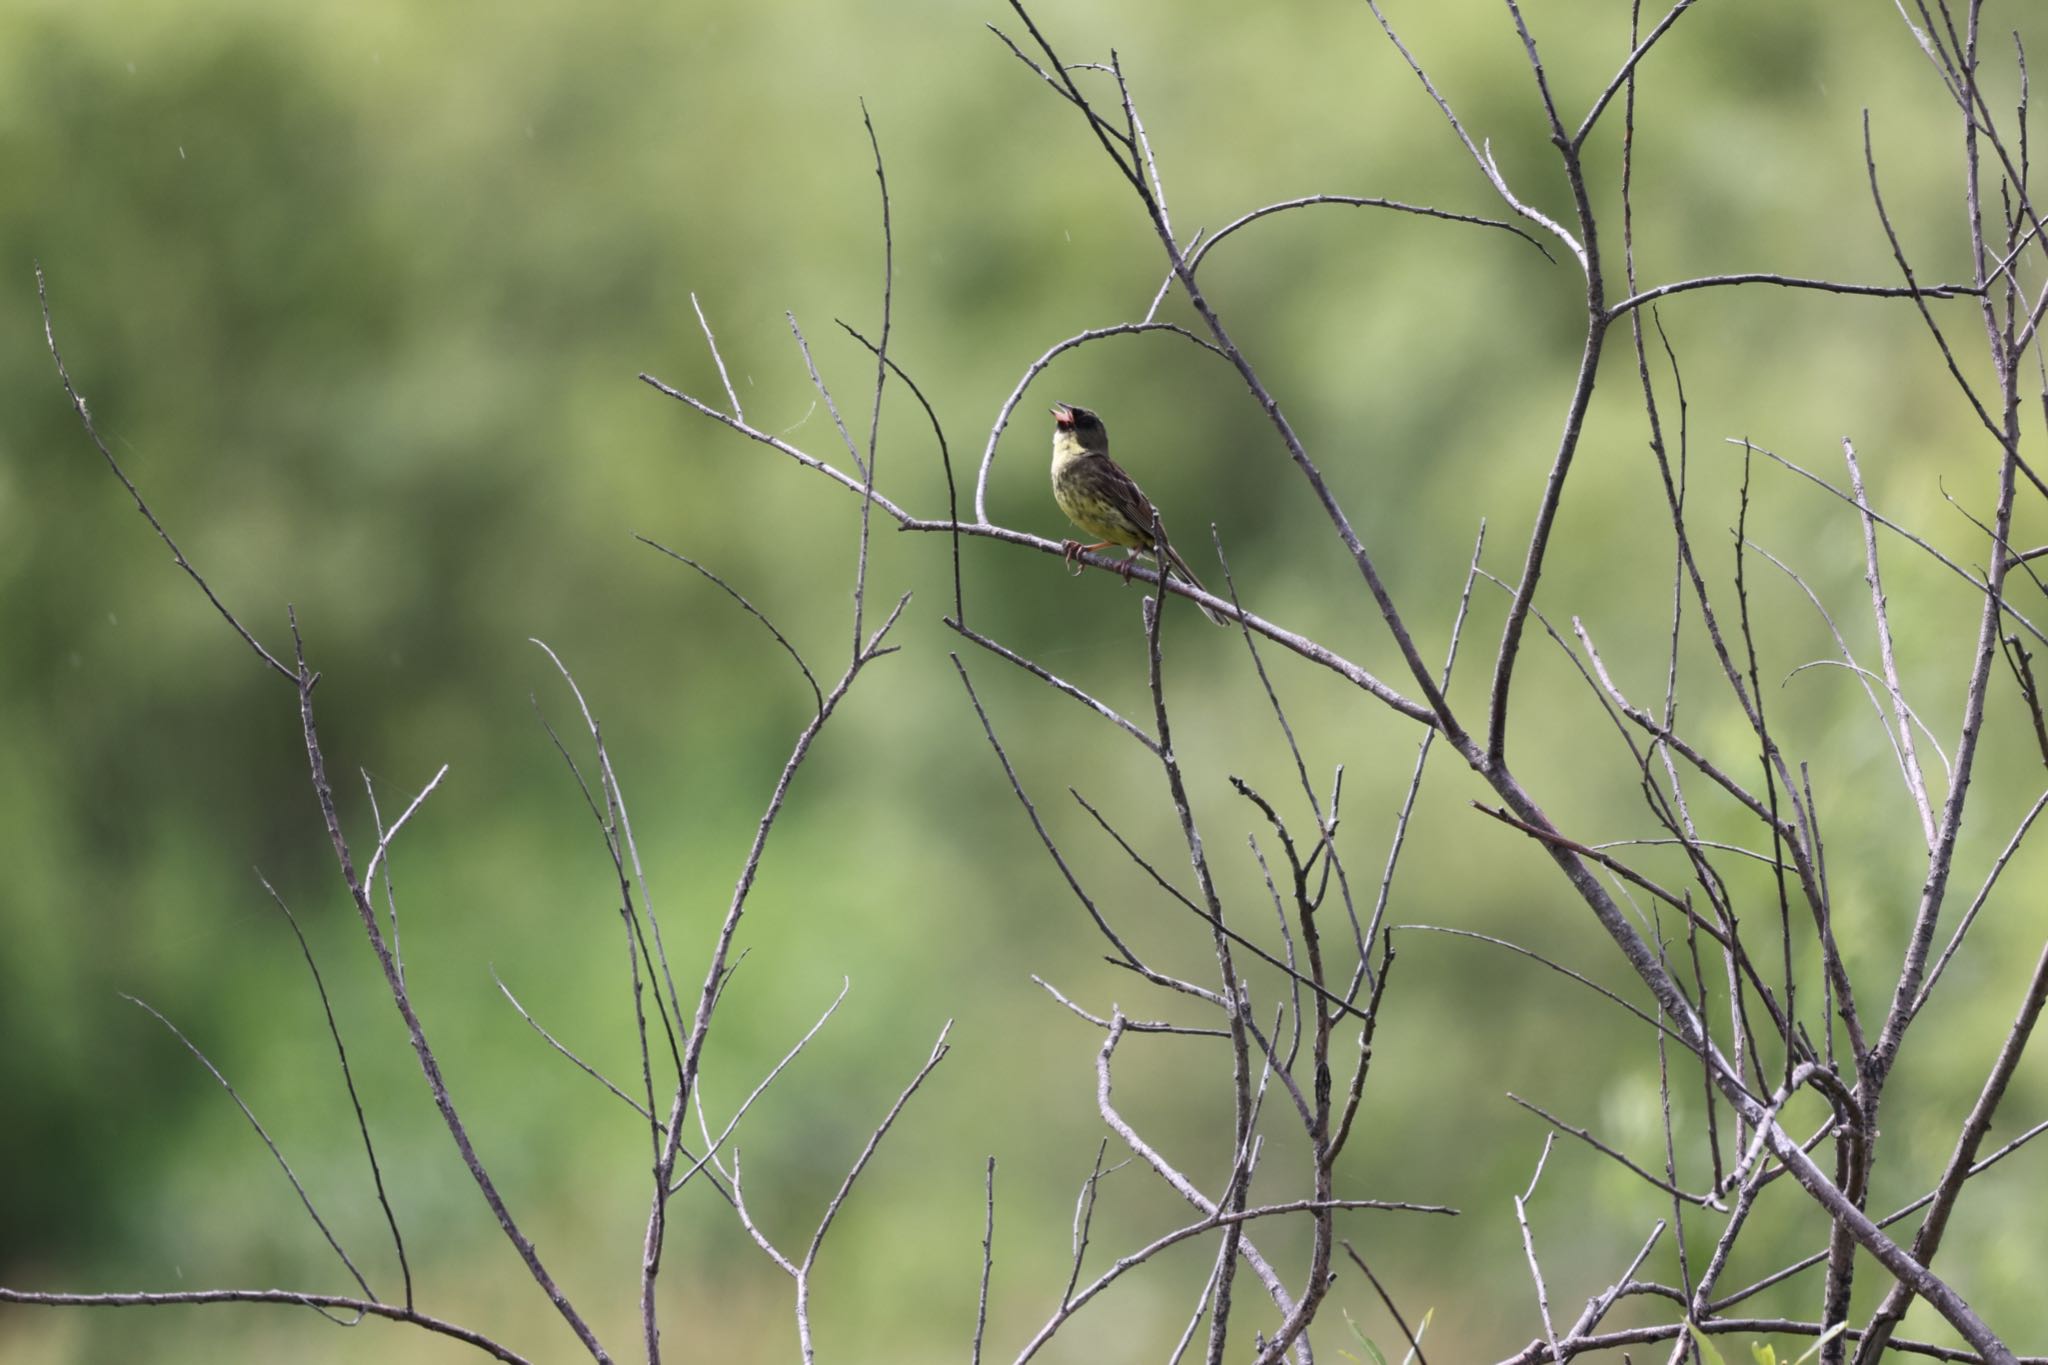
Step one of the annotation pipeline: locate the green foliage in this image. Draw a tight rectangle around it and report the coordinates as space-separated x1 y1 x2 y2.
1690 1319 1846 1365
1338 1303 1432 1365
1341 1306 1391 1365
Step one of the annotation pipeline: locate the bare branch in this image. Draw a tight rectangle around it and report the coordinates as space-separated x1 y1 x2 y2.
1857 938 2048 1359
0 1289 532 1364
973 321 1224 524
972 1157 995 1365
1845 437 1940 849
1607 271 1979 320
690 292 745 421
1736 437 2048 646
670 980 854 1196
494 970 652 1121
1574 0 1702 146
837 319 966 619
952 655 1216 1000
1506 1092 1720 1208
361 764 450 889
1514 1134 1563 1365
1341 1241 1432 1365
261 877 414 1307
39 265 294 680
1030 975 1228 1037
289 615 613 1361
945 617 1158 753
1396 924 1690 1045
1358 4 1587 267
803 1022 953 1274
125 996 374 1302
851 99 892 652
637 537 823 713
1916 789 2048 1019
638 370 919 524
1184 194 1554 279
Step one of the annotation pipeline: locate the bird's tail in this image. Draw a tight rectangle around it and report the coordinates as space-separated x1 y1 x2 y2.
1161 541 1229 627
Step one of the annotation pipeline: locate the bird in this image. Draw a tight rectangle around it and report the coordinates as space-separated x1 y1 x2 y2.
1049 402 1226 625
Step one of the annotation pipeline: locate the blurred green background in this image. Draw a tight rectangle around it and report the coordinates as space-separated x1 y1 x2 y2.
5 1 2048 1360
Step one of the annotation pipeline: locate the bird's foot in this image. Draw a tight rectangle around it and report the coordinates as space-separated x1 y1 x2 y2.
1063 540 1116 576
1117 553 1142 584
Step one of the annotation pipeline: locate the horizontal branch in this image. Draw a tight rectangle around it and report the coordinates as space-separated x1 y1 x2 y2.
912 520 1436 725
648 354 1441 726
1607 272 1981 320
1499 1315 2041 1365
0 1287 529 1364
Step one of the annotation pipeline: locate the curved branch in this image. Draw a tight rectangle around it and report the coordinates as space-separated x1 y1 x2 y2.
1183 194 1554 280
973 321 1224 524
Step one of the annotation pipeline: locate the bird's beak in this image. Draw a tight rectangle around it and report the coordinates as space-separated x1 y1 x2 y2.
1051 403 1073 426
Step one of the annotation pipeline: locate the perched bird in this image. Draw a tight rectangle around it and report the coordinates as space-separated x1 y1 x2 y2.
1049 402 1225 625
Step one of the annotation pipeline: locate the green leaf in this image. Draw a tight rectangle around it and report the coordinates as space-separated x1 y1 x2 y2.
1339 1308 1389 1365
1688 1323 1731 1365
1791 1322 1849 1365
1399 1307 1436 1365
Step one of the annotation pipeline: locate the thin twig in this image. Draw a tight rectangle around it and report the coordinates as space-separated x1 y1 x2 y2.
670 980 855 1195
945 616 1159 753
690 292 744 421
0 1288 532 1364
1845 437 1939 849
838 320 964 620
972 1157 995 1365
361 764 450 889
952 656 1214 1000
259 876 414 1307
972 320 1225 524
852 100 892 653
1607 271 1979 320
1341 1241 1431 1365
125 996 374 1302
1506 1092 1720 1207
1915 789 2048 1019
1184 194 1553 277
38 265 294 681
290 616 615 1361
637 538 822 713
1514 1134 1562 1365
791 1023 953 1363
494 970 653 1120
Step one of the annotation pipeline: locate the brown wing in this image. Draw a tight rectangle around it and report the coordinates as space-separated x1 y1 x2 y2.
1100 456 1227 625
1099 456 1160 546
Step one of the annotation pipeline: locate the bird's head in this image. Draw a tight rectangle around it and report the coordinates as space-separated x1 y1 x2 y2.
1051 402 1109 456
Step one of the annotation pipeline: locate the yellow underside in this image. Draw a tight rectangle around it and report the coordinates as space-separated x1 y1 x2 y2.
1053 463 1151 550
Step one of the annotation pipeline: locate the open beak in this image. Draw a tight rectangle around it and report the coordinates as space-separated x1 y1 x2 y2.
1050 403 1074 427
